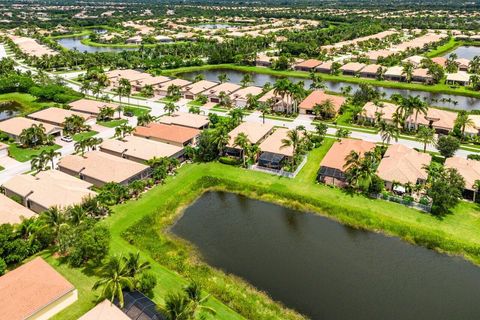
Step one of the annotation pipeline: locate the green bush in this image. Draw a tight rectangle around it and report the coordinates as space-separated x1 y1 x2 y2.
218 156 241 166
0 258 6 276
137 271 157 298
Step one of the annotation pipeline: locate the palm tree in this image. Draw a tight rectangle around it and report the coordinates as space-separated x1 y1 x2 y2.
257 104 269 124
93 255 134 308
67 205 87 226
455 111 475 138
183 281 216 319
402 62 414 82
43 148 61 169
161 282 216 320
164 102 179 116
409 96 429 127
217 72 229 83
416 126 436 152
273 78 292 113
123 252 151 278
313 100 335 120
377 120 399 145
281 127 304 167
473 179 480 203
39 206 66 242
114 124 134 139
137 113 156 126
246 94 258 110
74 139 88 156
240 73 253 87
118 78 132 104
31 150 50 173
233 132 250 167
97 106 115 122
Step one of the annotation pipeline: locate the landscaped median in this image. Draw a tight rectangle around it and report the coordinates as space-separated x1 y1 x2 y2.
163 63 480 99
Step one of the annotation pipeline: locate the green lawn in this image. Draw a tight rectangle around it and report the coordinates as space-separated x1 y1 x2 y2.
0 92 55 115
8 144 61 162
40 138 480 320
123 106 151 117
97 119 127 128
73 131 98 142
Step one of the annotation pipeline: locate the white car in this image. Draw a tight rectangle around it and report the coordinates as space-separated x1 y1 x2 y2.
61 135 73 143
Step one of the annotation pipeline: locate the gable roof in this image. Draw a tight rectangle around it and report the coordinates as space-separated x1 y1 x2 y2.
0 117 61 137
28 107 92 126
79 300 130 320
100 136 183 161
295 59 322 68
376 144 431 185
134 123 200 144
159 112 209 129
0 257 75 320
206 82 241 96
68 99 118 115
58 151 149 184
227 121 274 147
362 101 398 121
182 80 219 95
0 193 36 225
259 128 295 157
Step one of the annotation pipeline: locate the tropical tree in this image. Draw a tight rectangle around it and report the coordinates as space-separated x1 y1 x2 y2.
164 102 179 116
257 104 269 124
118 78 132 104
240 73 253 87
19 124 49 148
344 151 380 193
273 78 292 113
217 72 229 83
246 94 258 110
137 113 156 126
43 148 61 169
455 111 474 138
313 99 335 120
123 252 151 279
376 120 399 145
31 150 50 173
114 124 134 139
402 62 414 82
233 132 251 167
39 206 66 243
436 135 460 158
416 126 436 152
166 85 181 101
63 115 88 135
92 255 134 307
335 128 351 140
281 126 305 168
97 106 115 122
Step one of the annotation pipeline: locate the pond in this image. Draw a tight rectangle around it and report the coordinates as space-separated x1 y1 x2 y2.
179 69 480 111
0 101 22 120
172 191 480 320
56 30 137 53
444 46 480 60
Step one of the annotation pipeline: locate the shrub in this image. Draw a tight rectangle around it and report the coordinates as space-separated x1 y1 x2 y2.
0 258 6 276
137 272 157 298
219 156 241 166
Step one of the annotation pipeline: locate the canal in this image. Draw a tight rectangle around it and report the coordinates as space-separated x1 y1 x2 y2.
172 191 480 320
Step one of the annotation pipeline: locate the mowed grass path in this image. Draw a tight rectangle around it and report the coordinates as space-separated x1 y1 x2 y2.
47 139 480 319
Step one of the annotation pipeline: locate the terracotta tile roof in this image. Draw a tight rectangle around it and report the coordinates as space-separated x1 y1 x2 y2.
134 123 200 144
182 80 219 95
2 170 96 210
299 90 346 113
0 117 61 137
230 86 263 100
340 62 366 73
79 300 130 320
157 79 192 91
431 57 447 67
259 128 295 157
295 59 322 69
68 99 118 115
159 112 209 129
362 101 398 121
0 257 75 320
206 82 241 96
58 151 149 184
445 157 480 191
377 144 431 185
105 69 149 82
28 107 92 126
100 136 183 161
320 138 376 171
407 108 457 131
0 193 36 225
227 121 274 147
360 64 382 74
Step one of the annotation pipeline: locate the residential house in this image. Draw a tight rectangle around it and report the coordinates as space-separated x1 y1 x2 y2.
294 59 322 72
130 76 171 93
68 99 119 116
298 90 346 115
181 80 218 100
340 62 366 76
365 49 394 63
412 68 433 83
446 71 470 86
27 107 94 127
384 66 404 81
359 64 382 79
134 123 200 147
79 300 130 320
0 117 62 141
359 101 398 124
445 157 480 201
3 170 97 213
255 54 277 67
314 61 333 74
100 136 184 163
230 86 263 108
205 82 241 103
155 79 192 97
58 151 151 187
431 57 447 67
0 257 77 320
159 111 209 129
455 58 470 71
225 122 274 157
376 144 431 191
258 89 292 113
402 55 424 67
105 69 150 88
0 193 36 225
257 128 295 169
317 138 376 187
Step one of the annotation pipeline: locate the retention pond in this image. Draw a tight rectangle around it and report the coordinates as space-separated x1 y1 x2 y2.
172 191 480 320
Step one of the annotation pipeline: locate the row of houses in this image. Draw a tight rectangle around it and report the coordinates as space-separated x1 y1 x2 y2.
318 138 479 200
360 101 480 136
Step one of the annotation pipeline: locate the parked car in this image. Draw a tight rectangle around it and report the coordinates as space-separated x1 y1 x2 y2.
61 135 73 142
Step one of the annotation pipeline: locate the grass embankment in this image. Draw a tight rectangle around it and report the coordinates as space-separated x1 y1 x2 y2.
45 141 480 320
164 63 480 99
0 92 55 115
8 144 61 162
97 119 127 128
73 131 98 142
